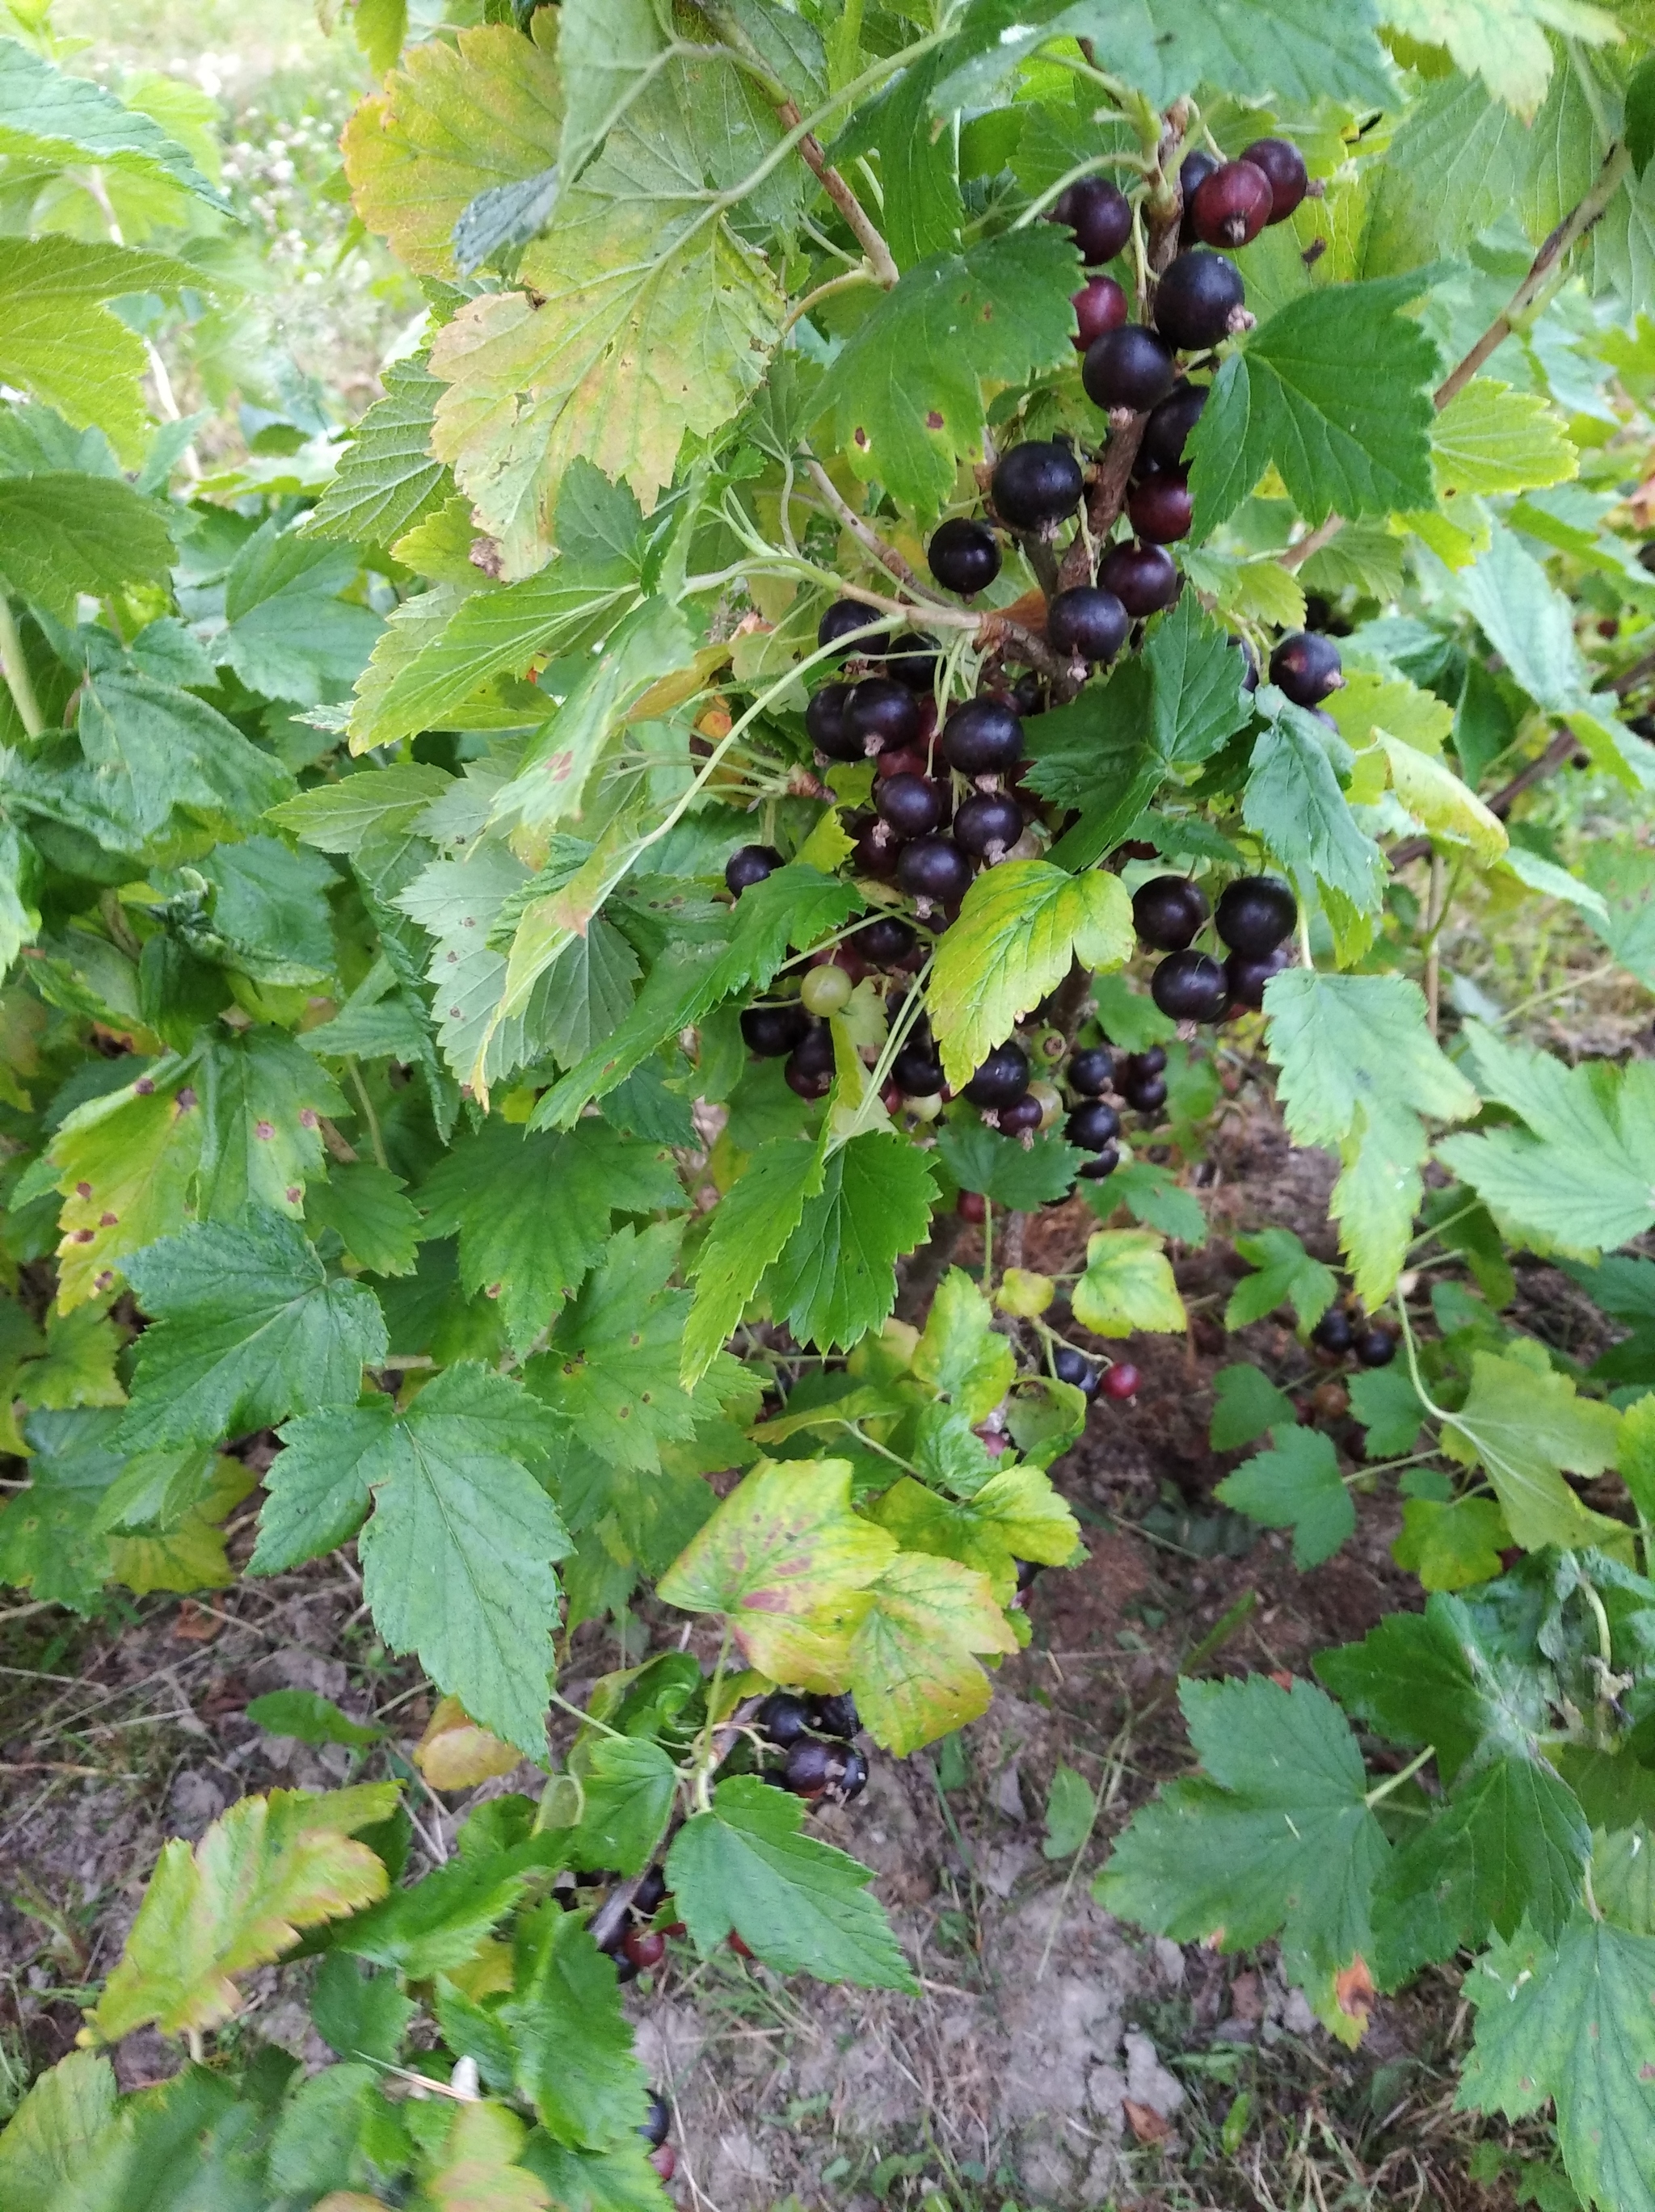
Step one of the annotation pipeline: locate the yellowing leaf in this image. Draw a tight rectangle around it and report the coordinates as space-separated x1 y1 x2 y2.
929 861 1132 1089
848 1550 1017 1755
1442 1352 1632 1558
92 1784 399 2040
1379 736 1508 863
1431 377 1577 495
1071 1230 1186 1339
1379 0 1619 116
1392 1495 1511 1591
1324 670 1454 758
415 1694 523 1790
427 2102 550 2212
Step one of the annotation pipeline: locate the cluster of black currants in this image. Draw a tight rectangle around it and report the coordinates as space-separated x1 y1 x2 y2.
1135 872 1299 1023
1050 1345 1140 1402
1312 1305 1397 1368
756 1688 869 1802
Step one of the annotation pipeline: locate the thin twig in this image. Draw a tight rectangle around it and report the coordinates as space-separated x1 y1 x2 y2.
802 457 924 591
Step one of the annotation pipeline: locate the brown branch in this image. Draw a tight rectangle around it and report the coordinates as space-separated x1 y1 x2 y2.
1388 727 1578 870
783 111 900 288
802 457 924 590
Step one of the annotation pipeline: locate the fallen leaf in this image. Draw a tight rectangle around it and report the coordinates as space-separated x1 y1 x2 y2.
1123 2098 1172 2144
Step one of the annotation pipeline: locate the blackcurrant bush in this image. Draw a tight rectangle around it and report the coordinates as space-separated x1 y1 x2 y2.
1082 324 1176 413
875 773 945 839
1048 585 1129 664
860 915 917 965
846 677 921 755
941 696 1023 775
927 517 1000 595
806 681 861 762
1072 274 1129 351
1101 1360 1139 1399
758 1689 813 1747
1097 540 1180 616
1225 945 1290 1009
1139 381 1207 473
1151 948 1229 1021
1068 1045 1114 1095
1079 1144 1120 1180
993 440 1084 530
1312 1307 1354 1355
1052 1347 1098 1397
1355 1327 1396 1369
963 1039 1030 1108
641 2096 671 2151
1067 1099 1122 1150
1240 137 1309 223
1052 174 1133 266
886 632 939 692
740 1002 809 1058
896 835 973 906
954 792 1025 859
819 598 880 654
1270 630 1344 708
1131 1045 1168 1077
892 1041 945 1095
1127 473 1193 544
1154 250 1247 351
1215 874 1298 955
1123 1072 1168 1113
1132 874 1209 951
1190 158 1274 249
811 1692 860 1740
999 1094 1045 1137
726 844 783 896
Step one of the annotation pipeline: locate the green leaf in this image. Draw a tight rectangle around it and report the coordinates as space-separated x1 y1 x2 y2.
305 1162 423 1277
1217 1426 1355 1568
1392 1495 1511 1591
1628 52 1655 177
1095 1675 1388 2045
1209 1363 1296 1452
306 356 450 545
1263 969 1480 1308
0 2050 117 2212
812 229 1080 519
871 1463 1080 1601
684 1138 825 1386
560 1736 676 1877
1091 969 1176 1052
1190 277 1439 534
1225 1227 1338 1331
766 1132 937 1353
1431 376 1577 494
837 53 961 268
1348 1365 1428 1458
912 1268 1015 1423
249 1400 392 1572
428 2100 554 2212
311 1953 415 2065
220 523 382 706
520 2134 672 2212
502 1908 650 2148
933 1117 1081 1208
246 1688 382 1748
1379 0 1618 117
0 36 225 201
342 1841 544 1976
119 1212 386 1453
1442 1352 1630 1556
74 664 295 847
1043 1764 1095 1860
666 1775 916 1990
1244 697 1388 934
1071 1229 1186 1339
0 473 175 616
1063 0 1394 107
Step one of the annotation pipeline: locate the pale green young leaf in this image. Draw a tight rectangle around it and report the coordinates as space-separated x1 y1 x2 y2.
683 1138 826 1386
849 1550 1019 1754
1071 1229 1186 1339
912 1268 1015 1424
1225 1227 1338 1331
305 1163 423 1278
502 1911 650 2149
427 2101 554 2212
306 356 451 545
1431 376 1578 494
1217 1426 1355 1568
1581 842 1655 988
0 474 175 616
0 2050 117 2212
1442 1352 1630 1556
1380 0 1619 117
1209 1364 1297 1452
1323 669 1455 758
765 1132 937 1353
0 35 225 200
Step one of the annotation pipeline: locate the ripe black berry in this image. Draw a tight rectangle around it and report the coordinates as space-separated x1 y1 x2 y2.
1129 1045 1167 1078
963 1039 1030 1108
1052 1346 1098 1397
1068 1046 1114 1095
1082 325 1176 413
726 844 783 896
860 915 917 965
836 1747 869 1802
819 599 880 654
875 773 945 839
1067 1100 1122 1150
1097 540 1180 616
892 1041 945 1095
928 518 1001 595
1127 474 1193 544
1215 875 1298 955
1240 137 1309 224
941 697 1023 775
1235 635 1260 693
1190 158 1274 249
954 792 1025 858
1355 1327 1396 1369
993 441 1084 531
1154 251 1247 351
1052 175 1133 266
1312 1307 1354 1355
886 633 939 692
850 814 899 879
1180 148 1218 204
1139 381 1207 473
1270 631 1344 707
782 1736 837 1796
1122 1072 1167 1113
740 1002 809 1058
1132 874 1209 951
1010 672 1044 717
1225 945 1290 1009
896 835 973 906
999 1095 1045 1137
1014 1556 1042 1594
1048 586 1129 664
811 1692 860 1739
641 2096 671 2151
846 677 921 755
757 1689 813 1747
1079 1144 1120 1180
785 1053 832 1100
806 682 861 762
1072 274 1128 351
1151 948 1229 1022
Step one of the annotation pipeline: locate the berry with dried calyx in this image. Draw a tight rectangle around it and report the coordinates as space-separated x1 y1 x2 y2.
993 440 1085 530
1072 273 1129 351
896 835 973 906
812 1692 859 1739
1132 874 1209 952
1154 250 1248 351
1048 585 1129 664
1082 324 1177 413
1098 540 1180 616
1151 948 1229 1021
964 1039 1031 1108
954 791 1025 859
1127 473 1193 544
1052 174 1133 266
1190 158 1273 249
1240 137 1309 223
941 696 1024 775
849 814 899 880
928 517 1001 595
999 1094 1045 1136
846 676 921 755
740 1002 809 1058
1068 1045 1114 1095
875 772 945 839
819 599 881 655
1270 630 1344 708
726 844 783 896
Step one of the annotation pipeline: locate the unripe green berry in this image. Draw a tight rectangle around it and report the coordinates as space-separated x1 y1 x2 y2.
801 965 853 1016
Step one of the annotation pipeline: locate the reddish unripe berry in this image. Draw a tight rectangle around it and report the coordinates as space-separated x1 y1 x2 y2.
1072 274 1128 351
957 1189 988 1223
1101 1363 1140 1400
624 1928 667 1970
1190 158 1274 249
651 2144 679 2181
1240 137 1309 223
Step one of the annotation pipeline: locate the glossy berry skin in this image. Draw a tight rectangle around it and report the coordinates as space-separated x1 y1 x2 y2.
993 441 1084 530
782 1735 849 1798
806 681 860 762
1356 1327 1396 1369
1132 874 1209 952
785 1023 835 1099
1014 1556 1042 1596
1240 137 1309 224
1139 381 1207 473
1123 1072 1168 1114
1101 1361 1140 1400
957 1189 988 1223
641 2096 671 2151
1048 586 1129 664
1270 630 1344 708
1131 1045 1168 1078
846 677 921 755
896 835 973 907
1216 874 1298 955
836 1747 870 1802
954 792 1025 858
624 1927 667 1971
942 696 1024 775
875 773 945 839
963 1039 1030 1108
928 517 1001 595
860 915 917 965
726 844 783 897
819 598 880 654
999 1094 1045 1137
1072 274 1129 351
1127 473 1193 544
758 1690 813 1747
886 633 939 692
892 1041 945 1095
634 1865 669 1916
1068 1045 1114 1095
1079 1144 1120 1180
1082 324 1177 413
1312 1306 1354 1355
1010 671 1044 717
1179 147 1218 204
1052 1346 1098 1397
812 1692 860 1740
1154 250 1247 351
1225 945 1290 1010
1053 175 1133 266
1190 158 1274 249
1098 540 1180 616
740 1002 809 1058
1152 948 1230 1022
1067 1099 1122 1150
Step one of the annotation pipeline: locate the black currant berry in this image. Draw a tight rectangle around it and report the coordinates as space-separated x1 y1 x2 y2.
1180 148 1218 204
1151 948 1229 1022
806 682 861 762
1097 540 1180 616
1190 158 1273 249
1047 585 1129 664
1154 250 1247 351
941 697 1024 775
1052 174 1133 266
1312 1307 1354 1355
1225 945 1290 1009
1132 874 1209 952
1139 381 1207 473
1355 1327 1396 1369
1068 1045 1114 1095
927 518 1001 595
963 1039 1030 1108
740 1002 810 1058
1235 635 1260 693
1014 1557 1042 1596
896 835 973 906
1127 474 1193 544
860 915 917 965
782 1737 837 1797
845 677 921 755
811 1692 860 1740
641 2096 671 2151
1010 672 1044 717
886 633 939 692
1131 1045 1168 1078
1052 1346 1099 1397
1215 874 1298 956
757 1689 813 1747
1082 324 1177 413
1270 630 1344 708
892 1041 945 1095
875 773 945 839
634 1865 669 1916
1067 1100 1122 1150
1079 1145 1120 1180
785 1053 832 1100
1240 137 1309 223
999 1095 1045 1137
726 844 783 897
1122 1072 1167 1114
954 792 1025 859
836 1747 869 1802
1072 274 1129 351
850 814 899 880
819 599 880 655
993 441 1084 531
